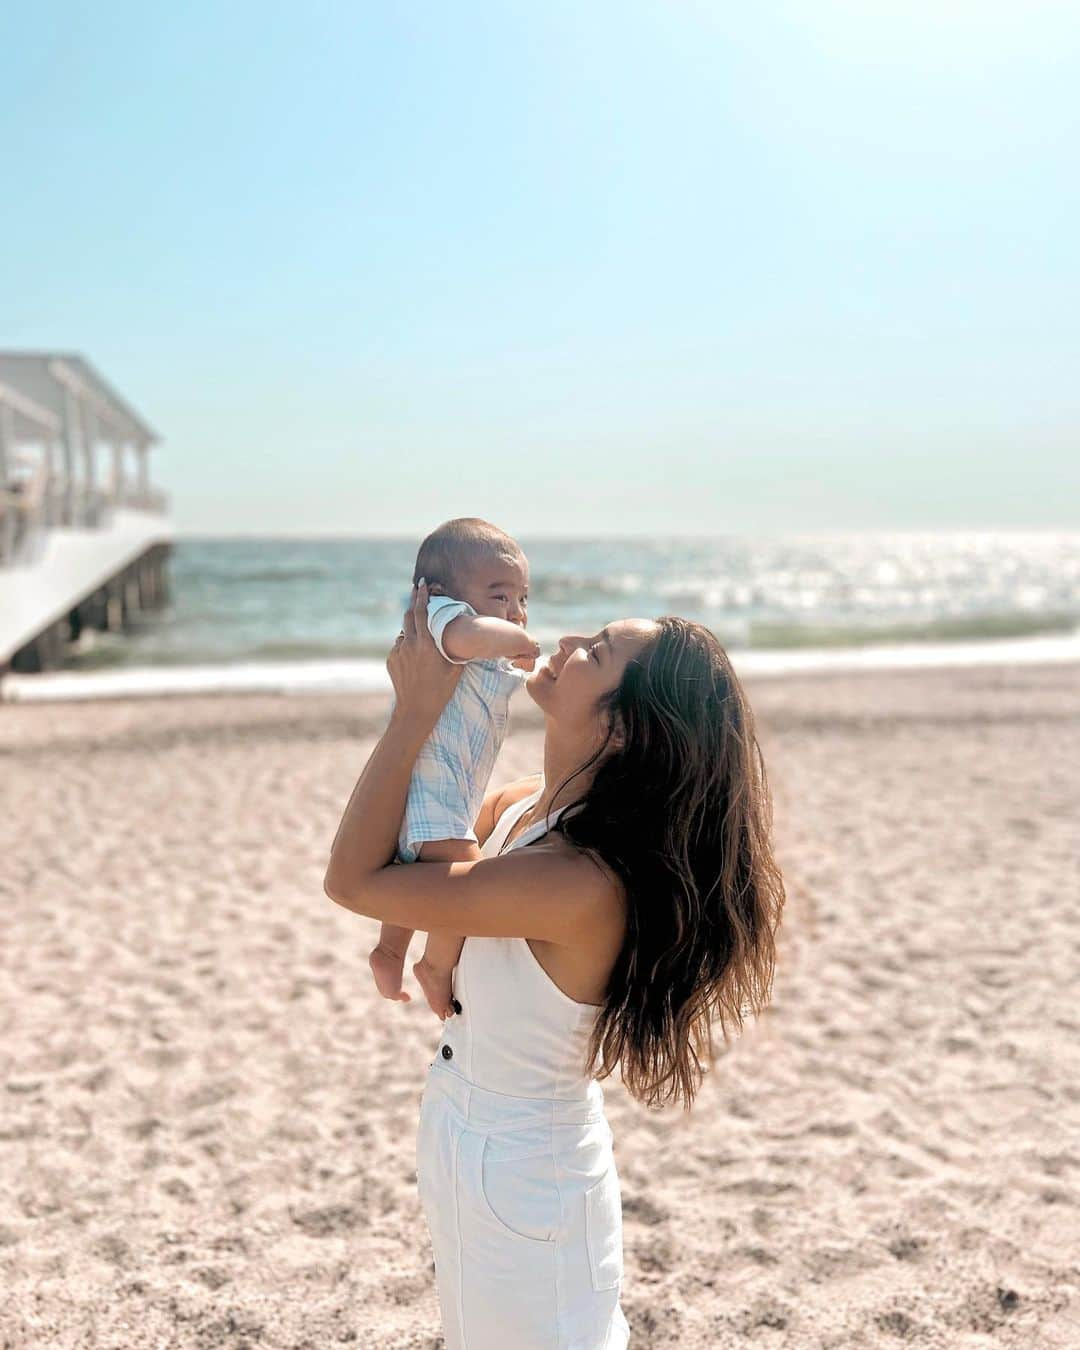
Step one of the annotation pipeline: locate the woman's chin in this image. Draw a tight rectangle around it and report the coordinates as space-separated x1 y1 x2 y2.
525 665 554 706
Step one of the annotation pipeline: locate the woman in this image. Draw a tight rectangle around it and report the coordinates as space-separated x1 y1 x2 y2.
324 583 784 1349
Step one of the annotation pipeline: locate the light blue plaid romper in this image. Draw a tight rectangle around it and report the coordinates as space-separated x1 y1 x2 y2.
397 594 528 863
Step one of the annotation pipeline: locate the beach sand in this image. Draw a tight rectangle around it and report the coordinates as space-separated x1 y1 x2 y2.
1 663 1077 1348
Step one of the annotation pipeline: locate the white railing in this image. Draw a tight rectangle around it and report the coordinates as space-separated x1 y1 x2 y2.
0 452 169 566
111 486 170 514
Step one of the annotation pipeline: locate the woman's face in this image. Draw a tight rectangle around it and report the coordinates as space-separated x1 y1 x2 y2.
527 619 658 733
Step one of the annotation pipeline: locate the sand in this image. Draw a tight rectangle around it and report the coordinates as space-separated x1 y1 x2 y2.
1 663 1077 1348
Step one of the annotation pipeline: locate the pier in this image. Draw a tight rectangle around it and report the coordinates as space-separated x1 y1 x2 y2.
0 353 173 675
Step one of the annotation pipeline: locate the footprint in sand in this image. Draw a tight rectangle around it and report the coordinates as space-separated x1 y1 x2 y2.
620 1193 669 1226
736 1244 779 1267
634 1236 674 1273
805 1119 857 1139
160 1177 196 1202
886 1234 926 1262
191 1265 231 1289
179 1078 239 1112
5 1079 44 1095
289 1202 364 1236
384 1272 432 1306
876 1309 923 1340
739 1297 792 1333
721 1177 798 1198
126 1115 164 1140
804 1243 880 1282
90 1233 131 1267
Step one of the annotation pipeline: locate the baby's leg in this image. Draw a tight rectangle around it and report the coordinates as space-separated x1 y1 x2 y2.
369 921 415 1002
412 838 482 1019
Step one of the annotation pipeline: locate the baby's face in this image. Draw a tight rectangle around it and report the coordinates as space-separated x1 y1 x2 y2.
455 554 530 627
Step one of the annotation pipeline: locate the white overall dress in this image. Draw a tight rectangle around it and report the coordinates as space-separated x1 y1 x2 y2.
416 788 630 1349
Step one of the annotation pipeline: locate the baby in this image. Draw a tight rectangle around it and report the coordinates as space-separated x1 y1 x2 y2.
368 517 540 1018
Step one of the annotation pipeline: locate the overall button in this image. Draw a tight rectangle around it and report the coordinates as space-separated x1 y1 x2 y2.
441 1045 453 1060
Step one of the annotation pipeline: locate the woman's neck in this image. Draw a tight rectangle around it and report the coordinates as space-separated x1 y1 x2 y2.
536 722 603 819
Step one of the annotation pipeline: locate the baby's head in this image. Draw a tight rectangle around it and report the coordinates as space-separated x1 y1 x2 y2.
414 518 529 627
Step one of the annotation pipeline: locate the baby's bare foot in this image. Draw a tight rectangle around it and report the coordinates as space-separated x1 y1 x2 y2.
412 956 454 1020
369 943 411 1002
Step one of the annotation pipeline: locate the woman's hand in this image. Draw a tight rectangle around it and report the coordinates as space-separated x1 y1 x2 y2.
387 580 462 732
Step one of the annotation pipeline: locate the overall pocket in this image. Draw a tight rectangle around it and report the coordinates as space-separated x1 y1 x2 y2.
477 1132 559 1245
584 1162 623 1290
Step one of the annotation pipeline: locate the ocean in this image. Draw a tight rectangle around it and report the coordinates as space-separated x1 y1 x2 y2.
6 532 1080 700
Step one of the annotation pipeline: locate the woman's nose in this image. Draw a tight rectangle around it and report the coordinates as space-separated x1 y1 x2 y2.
558 635 584 654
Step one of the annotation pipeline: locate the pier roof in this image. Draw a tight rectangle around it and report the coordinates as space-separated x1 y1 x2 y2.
0 352 159 446
0 381 61 437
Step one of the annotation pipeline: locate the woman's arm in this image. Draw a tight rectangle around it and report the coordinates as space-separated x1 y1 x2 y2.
327 846 611 941
327 754 607 940
326 754 604 940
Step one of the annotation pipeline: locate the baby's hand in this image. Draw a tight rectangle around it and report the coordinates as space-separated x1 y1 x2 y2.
511 637 542 671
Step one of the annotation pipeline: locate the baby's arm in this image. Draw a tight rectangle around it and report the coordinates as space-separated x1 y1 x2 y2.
440 614 541 667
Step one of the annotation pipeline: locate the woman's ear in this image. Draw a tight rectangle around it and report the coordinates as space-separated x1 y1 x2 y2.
603 706 626 751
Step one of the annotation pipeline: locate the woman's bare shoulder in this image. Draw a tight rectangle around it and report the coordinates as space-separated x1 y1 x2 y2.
474 773 543 848
493 773 543 811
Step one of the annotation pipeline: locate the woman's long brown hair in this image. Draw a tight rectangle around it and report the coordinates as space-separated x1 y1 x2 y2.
550 618 784 1110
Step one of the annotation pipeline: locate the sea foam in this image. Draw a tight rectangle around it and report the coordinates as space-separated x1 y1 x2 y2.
4 631 1078 702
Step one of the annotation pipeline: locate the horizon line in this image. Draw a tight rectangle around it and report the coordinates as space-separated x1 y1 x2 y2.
171 525 1080 542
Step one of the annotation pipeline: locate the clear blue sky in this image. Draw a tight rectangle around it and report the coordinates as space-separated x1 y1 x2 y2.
2 1 1077 535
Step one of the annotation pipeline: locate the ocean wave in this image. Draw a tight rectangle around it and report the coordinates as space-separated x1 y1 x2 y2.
6 632 1080 703
747 610 1079 649
60 609 1079 675
247 639 393 661
529 573 645 601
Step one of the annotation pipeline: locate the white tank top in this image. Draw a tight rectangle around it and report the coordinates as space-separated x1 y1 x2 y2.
433 786 605 1102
